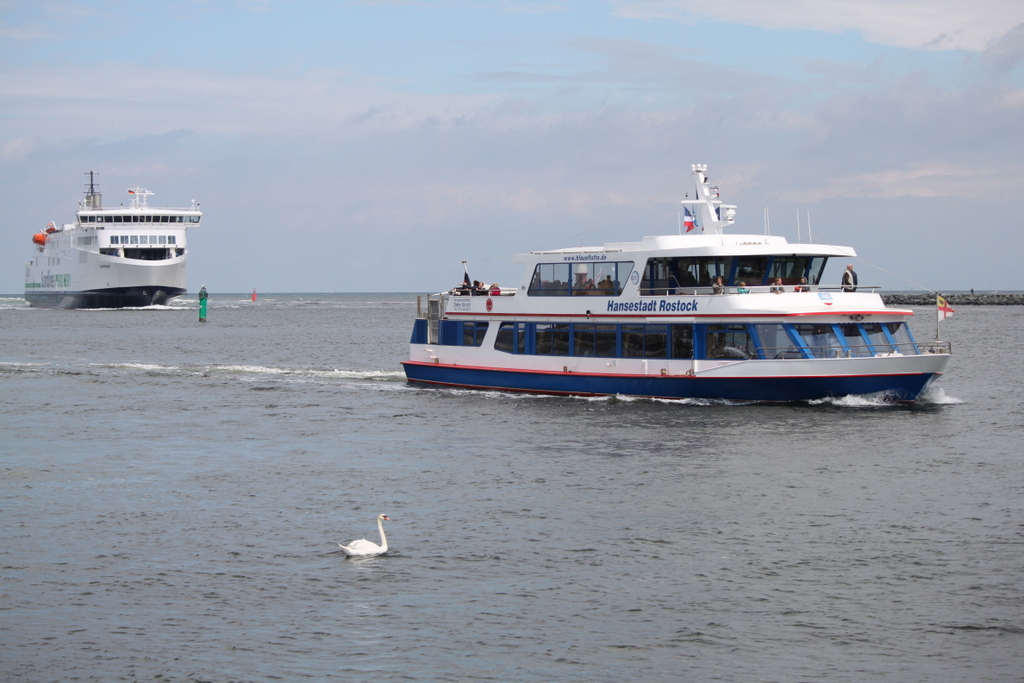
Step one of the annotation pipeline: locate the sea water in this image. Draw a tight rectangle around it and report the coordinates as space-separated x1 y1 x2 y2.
1 293 1021 682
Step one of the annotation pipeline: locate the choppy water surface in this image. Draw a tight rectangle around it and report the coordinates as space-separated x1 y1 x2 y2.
1 293 1021 682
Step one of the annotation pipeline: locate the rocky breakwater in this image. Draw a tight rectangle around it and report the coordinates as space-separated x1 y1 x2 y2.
882 292 1024 306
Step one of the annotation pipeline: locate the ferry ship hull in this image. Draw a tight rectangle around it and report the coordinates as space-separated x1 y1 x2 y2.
25 285 186 309
402 359 943 402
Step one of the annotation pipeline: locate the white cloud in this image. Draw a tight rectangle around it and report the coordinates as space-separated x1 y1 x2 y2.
0 63 507 141
614 0 1024 51
0 137 39 161
778 162 980 200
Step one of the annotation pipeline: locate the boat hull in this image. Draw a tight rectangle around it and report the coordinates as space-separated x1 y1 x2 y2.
24 286 185 309
402 360 943 402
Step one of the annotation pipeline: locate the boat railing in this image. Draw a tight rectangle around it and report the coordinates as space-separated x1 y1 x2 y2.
449 286 515 297
640 284 881 296
755 341 950 359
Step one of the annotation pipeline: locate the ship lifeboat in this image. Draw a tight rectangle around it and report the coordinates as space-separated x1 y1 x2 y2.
45 222 57 233
32 232 47 246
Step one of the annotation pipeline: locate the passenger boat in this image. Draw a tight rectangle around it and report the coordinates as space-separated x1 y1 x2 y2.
24 173 202 309
402 165 951 402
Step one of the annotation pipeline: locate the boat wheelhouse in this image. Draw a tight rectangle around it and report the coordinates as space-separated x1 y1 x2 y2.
402 165 951 402
25 173 201 309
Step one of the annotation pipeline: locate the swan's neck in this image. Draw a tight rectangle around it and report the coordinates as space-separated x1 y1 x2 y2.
377 518 388 551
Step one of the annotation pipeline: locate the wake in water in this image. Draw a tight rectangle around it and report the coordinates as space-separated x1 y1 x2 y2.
419 387 776 407
808 385 962 408
0 360 406 384
915 385 962 405
419 384 963 408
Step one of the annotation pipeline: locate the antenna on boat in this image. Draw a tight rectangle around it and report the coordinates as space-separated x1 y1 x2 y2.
83 171 101 209
796 210 801 243
806 211 812 243
680 164 735 235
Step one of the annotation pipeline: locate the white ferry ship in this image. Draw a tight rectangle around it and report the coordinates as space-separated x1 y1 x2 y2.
402 165 951 402
24 173 202 309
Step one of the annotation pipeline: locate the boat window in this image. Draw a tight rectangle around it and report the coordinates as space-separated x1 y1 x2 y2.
885 321 916 351
122 248 172 261
705 325 754 360
530 264 570 296
594 325 617 356
734 257 768 286
528 261 633 296
836 323 870 357
755 323 799 359
861 322 894 353
644 325 668 358
592 262 630 295
807 256 827 284
168 235 176 245
140 235 149 244
110 235 118 244
462 321 489 347
641 257 733 294
671 325 693 359
790 323 842 359
621 324 667 358
130 235 139 244
535 323 570 355
572 325 596 357
769 256 815 285
621 325 643 358
495 322 526 354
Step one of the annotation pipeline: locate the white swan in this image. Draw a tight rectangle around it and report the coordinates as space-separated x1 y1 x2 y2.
338 514 392 556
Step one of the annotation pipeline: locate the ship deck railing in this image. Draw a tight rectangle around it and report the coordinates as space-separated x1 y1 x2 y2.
449 287 516 297
640 284 880 296
754 341 951 360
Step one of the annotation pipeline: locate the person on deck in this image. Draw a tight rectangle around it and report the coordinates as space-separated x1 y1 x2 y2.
842 264 858 292
712 276 725 295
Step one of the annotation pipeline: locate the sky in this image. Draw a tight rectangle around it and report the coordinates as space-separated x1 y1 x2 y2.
2 0 1023 293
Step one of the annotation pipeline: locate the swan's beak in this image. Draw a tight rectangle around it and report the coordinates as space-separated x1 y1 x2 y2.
382 515 393 521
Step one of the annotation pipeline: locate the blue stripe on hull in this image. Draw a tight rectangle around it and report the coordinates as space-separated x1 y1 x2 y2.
401 362 937 402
